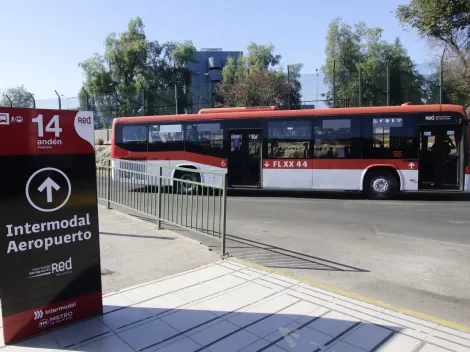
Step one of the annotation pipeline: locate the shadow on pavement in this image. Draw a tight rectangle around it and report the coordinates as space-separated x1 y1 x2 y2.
223 235 369 273
100 231 175 241
10 304 403 351
126 212 367 273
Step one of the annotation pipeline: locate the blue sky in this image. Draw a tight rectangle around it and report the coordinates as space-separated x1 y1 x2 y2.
1 0 436 101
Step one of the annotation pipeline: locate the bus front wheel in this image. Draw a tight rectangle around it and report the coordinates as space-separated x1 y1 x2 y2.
363 169 399 200
174 170 200 194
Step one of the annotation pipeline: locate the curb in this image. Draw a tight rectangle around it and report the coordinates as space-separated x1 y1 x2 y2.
229 257 470 334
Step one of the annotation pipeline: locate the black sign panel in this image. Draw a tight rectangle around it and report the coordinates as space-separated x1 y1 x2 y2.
0 108 102 344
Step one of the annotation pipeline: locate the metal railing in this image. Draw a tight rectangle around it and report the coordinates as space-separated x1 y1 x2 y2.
96 157 227 256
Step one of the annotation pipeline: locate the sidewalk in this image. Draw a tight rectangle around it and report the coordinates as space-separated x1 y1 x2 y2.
99 206 221 294
1 259 469 351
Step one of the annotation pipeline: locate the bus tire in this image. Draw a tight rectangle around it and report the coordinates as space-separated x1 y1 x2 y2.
174 170 200 194
363 168 399 200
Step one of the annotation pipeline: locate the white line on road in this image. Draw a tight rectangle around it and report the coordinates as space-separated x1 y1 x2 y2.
371 228 470 249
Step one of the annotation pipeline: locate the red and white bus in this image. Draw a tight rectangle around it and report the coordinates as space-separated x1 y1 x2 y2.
111 104 470 199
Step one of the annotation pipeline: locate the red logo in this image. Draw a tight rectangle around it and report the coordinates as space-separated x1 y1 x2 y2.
77 116 92 125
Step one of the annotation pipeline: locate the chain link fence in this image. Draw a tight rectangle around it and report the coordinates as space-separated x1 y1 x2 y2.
2 61 467 129
293 62 456 109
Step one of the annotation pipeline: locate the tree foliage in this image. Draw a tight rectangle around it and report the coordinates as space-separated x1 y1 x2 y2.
396 0 470 56
0 85 34 108
78 17 195 125
396 0 470 107
321 18 426 107
217 42 302 108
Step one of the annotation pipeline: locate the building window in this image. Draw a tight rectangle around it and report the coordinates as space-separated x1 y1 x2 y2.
314 119 353 158
267 120 312 159
185 123 225 158
148 124 184 152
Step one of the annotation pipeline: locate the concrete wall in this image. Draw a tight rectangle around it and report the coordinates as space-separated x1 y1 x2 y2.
94 129 112 144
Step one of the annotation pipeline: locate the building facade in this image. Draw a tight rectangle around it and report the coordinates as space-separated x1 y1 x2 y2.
186 48 243 113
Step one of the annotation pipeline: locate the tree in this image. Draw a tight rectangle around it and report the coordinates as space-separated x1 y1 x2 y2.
0 85 34 108
78 17 196 126
442 57 470 105
217 42 302 108
396 0 470 107
321 18 424 107
287 63 303 109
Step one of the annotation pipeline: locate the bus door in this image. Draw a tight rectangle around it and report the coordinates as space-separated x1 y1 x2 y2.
228 130 262 187
418 125 463 190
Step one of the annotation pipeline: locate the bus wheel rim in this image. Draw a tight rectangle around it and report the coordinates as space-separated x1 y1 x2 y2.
372 177 389 193
180 174 194 192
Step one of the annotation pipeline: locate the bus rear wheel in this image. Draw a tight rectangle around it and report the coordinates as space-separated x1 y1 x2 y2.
363 169 399 200
174 170 200 194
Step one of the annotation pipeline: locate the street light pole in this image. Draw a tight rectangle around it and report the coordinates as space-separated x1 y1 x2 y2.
55 90 61 110
315 69 319 103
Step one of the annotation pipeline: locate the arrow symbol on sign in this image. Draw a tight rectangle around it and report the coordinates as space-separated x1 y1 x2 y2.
38 178 60 203
33 310 43 320
409 162 415 169
264 162 270 167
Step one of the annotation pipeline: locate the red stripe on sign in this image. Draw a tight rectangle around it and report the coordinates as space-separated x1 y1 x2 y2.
263 159 419 170
466 166 470 175
0 108 95 156
112 147 228 168
2 291 103 345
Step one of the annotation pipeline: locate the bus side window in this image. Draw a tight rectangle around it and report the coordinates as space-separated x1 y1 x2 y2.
148 124 184 152
267 120 311 159
362 116 418 159
185 123 225 158
313 118 358 159
118 125 148 152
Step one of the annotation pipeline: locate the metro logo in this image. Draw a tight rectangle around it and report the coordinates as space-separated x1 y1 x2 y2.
50 312 72 322
38 319 49 328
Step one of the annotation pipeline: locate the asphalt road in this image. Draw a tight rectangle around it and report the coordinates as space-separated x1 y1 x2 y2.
222 191 470 327
98 177 470 326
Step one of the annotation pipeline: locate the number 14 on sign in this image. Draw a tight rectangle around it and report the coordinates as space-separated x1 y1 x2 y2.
32 115 62 137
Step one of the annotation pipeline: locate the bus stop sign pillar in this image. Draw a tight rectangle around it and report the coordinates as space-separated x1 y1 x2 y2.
0 108 103 344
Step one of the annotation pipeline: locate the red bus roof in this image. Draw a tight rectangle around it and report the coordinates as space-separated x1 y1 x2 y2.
198 106 279 114
113 104 468 125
